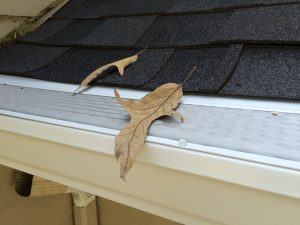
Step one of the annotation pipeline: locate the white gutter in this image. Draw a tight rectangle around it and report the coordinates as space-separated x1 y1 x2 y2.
1 114 300 225
1 75 300 224
1 113 300 198
1 109 300 172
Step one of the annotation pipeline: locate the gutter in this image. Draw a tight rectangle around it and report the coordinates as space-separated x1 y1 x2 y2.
1 75 300 224
1 113 300 224
1 112 300 199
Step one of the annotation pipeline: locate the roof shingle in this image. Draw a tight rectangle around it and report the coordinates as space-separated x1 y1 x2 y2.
79 16 156 46
136 13 232 48
143 45 242 92
0 44 68 73
220 47 300 98
214 4 300 43
1 0 300 100
55 0 175 19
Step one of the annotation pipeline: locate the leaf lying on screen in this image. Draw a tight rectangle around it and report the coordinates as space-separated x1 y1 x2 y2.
72 47 147 95
114 66 197 180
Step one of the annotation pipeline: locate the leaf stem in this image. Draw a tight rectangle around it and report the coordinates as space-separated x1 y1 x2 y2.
181 66 197 86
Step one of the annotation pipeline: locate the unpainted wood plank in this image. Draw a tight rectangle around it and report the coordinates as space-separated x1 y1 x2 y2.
31 176 69 196
0 195 74 225
0 16 26 39
97 198 181 225
0 165 74 225
0 0 57 17
0 165 19 209
74 200 98 225
60 216 75 225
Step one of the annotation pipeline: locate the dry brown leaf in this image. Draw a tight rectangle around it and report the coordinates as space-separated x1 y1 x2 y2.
114 67 196 179
72 47 147 95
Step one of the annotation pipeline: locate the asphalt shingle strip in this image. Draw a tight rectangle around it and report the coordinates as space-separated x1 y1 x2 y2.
28 48 133 83
0 0 299 100
96 49 174 86
54 0 176 18
79 16 156 47
45 20 103 45
214 4 300 43
53 0 87 18
0 44 68 73
28 48 173 87
143 45 242 92
136 12 232 48
169 0 300 13
28 48 173 86
53 0 300 18
19 4 300 48
19 19 72 43
220 47 300 99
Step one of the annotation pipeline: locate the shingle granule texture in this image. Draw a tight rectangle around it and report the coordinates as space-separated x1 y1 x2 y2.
220 47 300 99
0 44 68 73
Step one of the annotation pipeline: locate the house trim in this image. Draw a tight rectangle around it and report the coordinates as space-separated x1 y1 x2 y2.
1 113 300 224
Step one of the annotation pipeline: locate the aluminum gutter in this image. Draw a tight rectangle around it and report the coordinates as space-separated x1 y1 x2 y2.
1 114 300 225
1 75 300 224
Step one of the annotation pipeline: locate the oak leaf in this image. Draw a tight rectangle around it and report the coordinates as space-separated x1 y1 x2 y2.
114 83 185 180
72 47 147 95
114 66 197 179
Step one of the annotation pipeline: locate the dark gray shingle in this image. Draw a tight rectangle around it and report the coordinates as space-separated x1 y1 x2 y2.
28 48 171 86
97 49 174 86
79 16 156 46
143 45 242 92
136 12 232 47
169 0 300 13
28 48 133 83
0 0 299 100
220 47 300 99
19 19 72 43
0 44 68 73
55 0 175 18
214 4 300 43
45 20 102 45
53 0 87 18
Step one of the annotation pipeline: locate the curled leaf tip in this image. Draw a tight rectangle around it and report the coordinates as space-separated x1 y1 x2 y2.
72 50 142 95
72 86 85 95
137 45 148 56
120 175 127 182
114 89 121 101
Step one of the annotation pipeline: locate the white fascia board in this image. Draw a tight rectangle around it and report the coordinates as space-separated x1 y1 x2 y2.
2 113 300 224
1 113 300 200
0 74 300 114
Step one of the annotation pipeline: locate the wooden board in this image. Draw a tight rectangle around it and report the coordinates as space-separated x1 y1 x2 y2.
0 165 74 225
0 0 57 17
0 16 26 39
31 176 69 196
74 200 98 225
97 198 181 225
